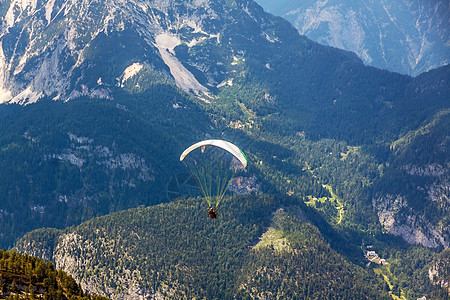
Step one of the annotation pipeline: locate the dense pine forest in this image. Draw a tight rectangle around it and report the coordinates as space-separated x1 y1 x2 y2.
0 249 108 299
14 195 391 299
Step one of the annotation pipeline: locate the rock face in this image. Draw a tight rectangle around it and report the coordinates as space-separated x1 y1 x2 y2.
0 0 281 103
373 194 448 248
428 249 450 295
373 162 450 248
49 132 155 185
255 0 450 76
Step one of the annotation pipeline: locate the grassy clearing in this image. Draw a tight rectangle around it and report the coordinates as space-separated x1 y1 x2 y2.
373 266 407 300
253 227 292 252
305 184 344 224
303 162 344 224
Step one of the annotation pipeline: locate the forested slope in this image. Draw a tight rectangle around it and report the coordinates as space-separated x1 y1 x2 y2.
0 249 108 299
15 195 393 299
0 85 209 248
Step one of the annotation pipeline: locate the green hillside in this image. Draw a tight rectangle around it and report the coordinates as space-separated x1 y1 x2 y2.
15 195 393 299
0 249 108 299
1 0 448 251
0 86 210 248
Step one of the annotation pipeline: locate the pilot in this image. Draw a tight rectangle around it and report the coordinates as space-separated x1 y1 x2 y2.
208 207 217 219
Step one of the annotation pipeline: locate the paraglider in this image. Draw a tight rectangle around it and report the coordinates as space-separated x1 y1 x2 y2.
208 207 218 219
180 139 247 218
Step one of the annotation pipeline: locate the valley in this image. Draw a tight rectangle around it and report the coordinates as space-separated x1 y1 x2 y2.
0 0 448 298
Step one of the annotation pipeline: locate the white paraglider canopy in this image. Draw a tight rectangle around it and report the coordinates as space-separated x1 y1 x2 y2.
180 139 247 168
180 139 248 209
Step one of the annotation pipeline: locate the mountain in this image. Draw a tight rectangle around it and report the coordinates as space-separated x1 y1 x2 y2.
1 1 450 247
0 249 109 299
0 0 449 297
0 0 448 247
14 195 392 299
14 195 449 299
0 0 289 103
254 0 450 76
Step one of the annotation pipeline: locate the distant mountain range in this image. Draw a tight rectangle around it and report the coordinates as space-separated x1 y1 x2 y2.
255 0 450 76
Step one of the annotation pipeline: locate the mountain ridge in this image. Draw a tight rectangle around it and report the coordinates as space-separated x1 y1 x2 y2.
254 0 450 76
0 0 289 103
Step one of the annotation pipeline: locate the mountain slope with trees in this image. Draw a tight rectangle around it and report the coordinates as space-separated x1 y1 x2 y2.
0 0 448 297
0 249 108 299
0 89 210 248
15 195 449 299
15 195 393 299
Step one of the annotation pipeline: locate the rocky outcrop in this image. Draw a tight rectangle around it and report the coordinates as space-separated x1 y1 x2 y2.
229 175 262 195
428 249 450 295
373 162 449 248
47 132 155 183
373 194 448 248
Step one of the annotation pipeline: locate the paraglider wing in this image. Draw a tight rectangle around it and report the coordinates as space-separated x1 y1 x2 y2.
180 139 247 168
180 139 247 209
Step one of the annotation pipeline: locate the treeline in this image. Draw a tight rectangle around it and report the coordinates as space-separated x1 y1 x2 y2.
0 249 108 299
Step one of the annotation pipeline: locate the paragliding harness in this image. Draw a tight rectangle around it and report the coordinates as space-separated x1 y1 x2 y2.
180 140 248 220
208 207 218 219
